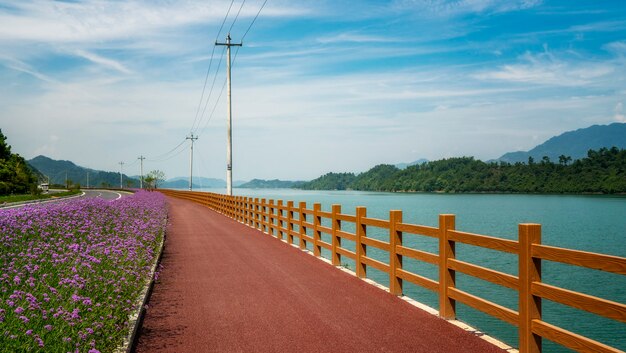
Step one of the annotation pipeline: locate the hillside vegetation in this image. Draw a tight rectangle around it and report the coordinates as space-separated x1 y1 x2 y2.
299 147 626 194
0 129 38 195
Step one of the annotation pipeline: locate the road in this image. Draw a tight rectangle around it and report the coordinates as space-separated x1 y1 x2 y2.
81 189 129 200
0 189 131 210
133 196 507 353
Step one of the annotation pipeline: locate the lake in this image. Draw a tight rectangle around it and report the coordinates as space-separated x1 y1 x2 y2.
194 188 626 352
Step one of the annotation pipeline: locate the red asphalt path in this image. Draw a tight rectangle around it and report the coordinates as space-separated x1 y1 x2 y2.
134 196 507 353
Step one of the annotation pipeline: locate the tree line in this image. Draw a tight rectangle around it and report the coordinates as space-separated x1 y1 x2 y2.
298 147 626 194
0 129 38 195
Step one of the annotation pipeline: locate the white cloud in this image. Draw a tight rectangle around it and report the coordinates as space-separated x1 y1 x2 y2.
0 55 56 83
317 32 397 44
615 102 625 122
473 49 616 87
0 0 307 44
392 0 542 17
604 41 626 55
73 50 133 74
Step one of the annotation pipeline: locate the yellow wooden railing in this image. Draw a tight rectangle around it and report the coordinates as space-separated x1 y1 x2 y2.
159 189 626 353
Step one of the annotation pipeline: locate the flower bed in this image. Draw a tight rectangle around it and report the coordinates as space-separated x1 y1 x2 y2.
0 191 167 352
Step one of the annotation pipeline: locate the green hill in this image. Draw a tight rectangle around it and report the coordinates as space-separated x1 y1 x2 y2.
299 147 626 194
238 179 305 189
27 155 139 188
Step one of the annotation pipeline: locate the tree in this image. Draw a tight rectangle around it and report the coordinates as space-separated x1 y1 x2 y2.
145 170 165 190
0 129 37 195
558 155 572 166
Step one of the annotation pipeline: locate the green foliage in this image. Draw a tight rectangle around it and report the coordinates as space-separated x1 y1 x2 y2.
299 148 626 194
145 170 166 189
300 172 356 190
0 129 38 195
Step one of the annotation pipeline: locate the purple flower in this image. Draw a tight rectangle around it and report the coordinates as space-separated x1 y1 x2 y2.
14 306 23 314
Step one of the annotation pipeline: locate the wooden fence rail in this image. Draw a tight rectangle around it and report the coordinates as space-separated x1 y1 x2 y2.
159 189 626 353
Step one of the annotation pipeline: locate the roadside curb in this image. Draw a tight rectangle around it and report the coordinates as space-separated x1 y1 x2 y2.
0 191 85 209
115 218 168 353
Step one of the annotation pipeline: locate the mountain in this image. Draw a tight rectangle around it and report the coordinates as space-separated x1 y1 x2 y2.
161 179 200 189
498 123 626 163
165 176 226 188
27 155 139 188
395 159 428 170
238 179 305 189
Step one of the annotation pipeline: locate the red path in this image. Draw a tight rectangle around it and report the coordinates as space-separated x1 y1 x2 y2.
133 197 507 353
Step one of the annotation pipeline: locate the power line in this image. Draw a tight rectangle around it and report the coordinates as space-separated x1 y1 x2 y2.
241 0 268 41
189 0 237 133
197 74 228 137
193 46 227 135
228 0 247 34
190 0 237 134
147 138 187 162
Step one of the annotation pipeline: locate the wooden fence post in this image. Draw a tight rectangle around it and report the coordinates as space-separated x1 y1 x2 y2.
254 198 260 229
277 200 284 240
313 203 322 257
238 196 243 222
331 204 341 266
269 199 275 236
356 206 367 278
247 197 252 226
287 201 294 245
261 198 267 233
299 201 306 250
439 214 456 319
389 210 403 296
519 223 542 353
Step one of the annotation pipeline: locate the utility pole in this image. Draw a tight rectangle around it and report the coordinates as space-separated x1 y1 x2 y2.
119 162 124 189
138 155 146 189
216 33 242 196
186 135 198 191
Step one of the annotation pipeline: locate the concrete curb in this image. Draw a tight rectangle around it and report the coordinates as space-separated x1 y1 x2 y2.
0 191 85 209
115 219 168 353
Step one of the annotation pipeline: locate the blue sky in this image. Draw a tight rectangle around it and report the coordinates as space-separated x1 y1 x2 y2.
1 0 625 181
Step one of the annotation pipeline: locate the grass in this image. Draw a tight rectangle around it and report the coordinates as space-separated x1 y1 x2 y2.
0 191 167 352
0 190 82 204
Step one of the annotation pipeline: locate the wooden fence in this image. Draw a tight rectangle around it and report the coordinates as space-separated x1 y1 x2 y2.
159 189 626 353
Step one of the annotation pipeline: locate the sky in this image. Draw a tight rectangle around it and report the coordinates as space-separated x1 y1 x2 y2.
1 0 625 181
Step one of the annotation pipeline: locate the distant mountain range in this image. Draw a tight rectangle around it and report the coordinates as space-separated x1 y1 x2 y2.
238 179 305 189
26 122 625 191
27 155 139 187
497 122 626 163
163 176 226 189
395 159 428 170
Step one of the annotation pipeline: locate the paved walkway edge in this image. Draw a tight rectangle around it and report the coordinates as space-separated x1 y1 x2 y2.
232 214 520 353
115 218 168 353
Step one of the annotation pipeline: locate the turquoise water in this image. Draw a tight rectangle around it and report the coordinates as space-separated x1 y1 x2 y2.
197 188 626 352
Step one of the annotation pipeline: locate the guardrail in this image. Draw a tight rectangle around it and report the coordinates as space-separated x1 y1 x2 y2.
159 189 626 353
